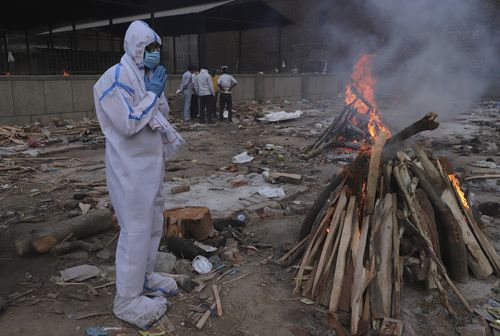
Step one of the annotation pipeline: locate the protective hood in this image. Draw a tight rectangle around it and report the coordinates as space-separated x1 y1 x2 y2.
124 21 162 67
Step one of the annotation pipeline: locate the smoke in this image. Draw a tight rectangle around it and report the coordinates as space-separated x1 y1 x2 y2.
325 0 498 126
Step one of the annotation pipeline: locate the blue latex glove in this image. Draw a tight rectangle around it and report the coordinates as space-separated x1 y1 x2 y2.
145 66 167 98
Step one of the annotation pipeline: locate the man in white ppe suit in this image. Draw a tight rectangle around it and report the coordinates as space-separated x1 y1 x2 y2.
93 21 183 329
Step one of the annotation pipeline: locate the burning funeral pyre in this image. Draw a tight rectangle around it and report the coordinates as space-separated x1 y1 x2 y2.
291 56 500 335
304 55 392 159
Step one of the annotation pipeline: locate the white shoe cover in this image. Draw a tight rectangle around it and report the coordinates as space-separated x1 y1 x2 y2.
143 273 179 297
113 295 167 330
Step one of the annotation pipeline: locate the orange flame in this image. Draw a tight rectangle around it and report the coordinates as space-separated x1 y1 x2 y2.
63 70 70 77
448 173 469 209
344 54 391 139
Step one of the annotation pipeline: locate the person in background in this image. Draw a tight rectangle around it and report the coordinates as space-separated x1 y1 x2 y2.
190 66 199 120
217 65 238 122
210 69 220 120
93 20 181 329
194 66 215 123
178 65 195 122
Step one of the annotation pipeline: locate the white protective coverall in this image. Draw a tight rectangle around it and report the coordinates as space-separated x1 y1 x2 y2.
93 21 182 329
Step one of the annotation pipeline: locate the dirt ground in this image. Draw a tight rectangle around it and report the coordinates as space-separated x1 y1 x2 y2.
0 98 499 336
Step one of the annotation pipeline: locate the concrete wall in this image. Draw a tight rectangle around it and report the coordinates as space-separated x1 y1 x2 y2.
0 73 347 124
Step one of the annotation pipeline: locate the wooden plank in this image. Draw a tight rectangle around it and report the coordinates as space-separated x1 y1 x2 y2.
415 145 442 187
464 174 500 181
370 194 394 319
212 285 222 317
441 190 493 279
391 194 401 318
294 206 334 294
318 209 346 300
278 234 310 263
350 215 374 335
196 302 216 330
329 195 356 312
311 189 348 296
366 134 387 215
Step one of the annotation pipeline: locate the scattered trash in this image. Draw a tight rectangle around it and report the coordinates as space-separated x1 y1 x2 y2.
192 255 213 274
257 111 303 123
232 151 254 164
79 202 91 215
139 326 166 336
257 186 286 199
194 241 218 253
300 298 315 305
58 264 102 282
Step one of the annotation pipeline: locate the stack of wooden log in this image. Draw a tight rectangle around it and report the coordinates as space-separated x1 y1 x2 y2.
304 87 386 159
294 114 500 335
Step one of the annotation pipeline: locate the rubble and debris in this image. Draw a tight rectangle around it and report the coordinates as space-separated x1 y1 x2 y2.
154 252 177 274
232 151 254 164
257 185 286 199
58 264 102 282
257 111 303 123
171 185 190 194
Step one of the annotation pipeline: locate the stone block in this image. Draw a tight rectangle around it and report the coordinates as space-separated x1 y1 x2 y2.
0 81 14 117
163 206 214 240
12 81 45 116
44 80 73 114
72 80 95 112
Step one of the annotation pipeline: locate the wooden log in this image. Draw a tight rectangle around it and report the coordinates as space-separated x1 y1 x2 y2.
370 194 394 319
415 145 443 188
294 206 335 294
462 208 500 277
15 209 113 255
437 160 500 277
318 209 346 300
312 189 348 296
386 112 439 147
440 189 493 279
164 236 211 260
329 195 356 312
351 215 375 335
407 164 468 283
299 171 346 239
391 194 401 318
402 218 472 313
163 206 214 241
366 134 387 215
50 240 102 257
415 189 440 258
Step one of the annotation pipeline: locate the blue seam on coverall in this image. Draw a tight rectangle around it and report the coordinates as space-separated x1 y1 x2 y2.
143 275 179 296
99 63 156 120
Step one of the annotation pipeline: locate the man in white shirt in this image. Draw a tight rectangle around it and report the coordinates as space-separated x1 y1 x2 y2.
194 67 215 123
178 65 195 122
190 67 199 119
217 66 238 122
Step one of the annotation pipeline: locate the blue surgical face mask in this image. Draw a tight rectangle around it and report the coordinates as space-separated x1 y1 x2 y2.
143 50 160 69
